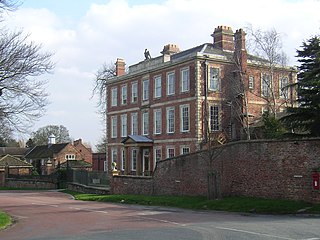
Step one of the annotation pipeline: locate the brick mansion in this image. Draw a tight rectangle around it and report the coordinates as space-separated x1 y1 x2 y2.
105 25 297 176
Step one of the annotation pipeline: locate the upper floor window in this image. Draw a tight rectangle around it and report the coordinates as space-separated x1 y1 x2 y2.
180 105 190 132
280 76 289 98
121 114 127 137
167 72 175 95
111 116 117 138
209 67 220 91
210 105 220 131
131 112 138 135
181 68 190 92
154 109 162 134
142 111 149 135
121 85 127 105
111 87 117 106
249 76 254 89
142 79 149 101
65 154 75 160
166 107 175 133
154 76 162 98
131 82 138 103
261 74 271 97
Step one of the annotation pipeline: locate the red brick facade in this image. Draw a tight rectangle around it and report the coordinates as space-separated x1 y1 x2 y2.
106 25 296 175
92 152 106 171
73 139 93 164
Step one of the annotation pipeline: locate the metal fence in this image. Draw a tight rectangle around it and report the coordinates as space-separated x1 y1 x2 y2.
68 170 110 188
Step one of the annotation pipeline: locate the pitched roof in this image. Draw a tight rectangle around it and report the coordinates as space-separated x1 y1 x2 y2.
121 135 153 144
25 143 69 159
0 154 33 168
0 147 30 157
60 160 92 169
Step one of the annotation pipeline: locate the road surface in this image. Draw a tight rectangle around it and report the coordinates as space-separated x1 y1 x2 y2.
0 190 320 240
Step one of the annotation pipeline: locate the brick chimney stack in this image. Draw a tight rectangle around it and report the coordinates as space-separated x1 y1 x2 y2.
161 44 180 55
234 28 247 72
115 58 125 76
211 26 234 51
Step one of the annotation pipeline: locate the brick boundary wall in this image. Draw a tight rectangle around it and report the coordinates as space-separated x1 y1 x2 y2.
111 175 153 195
5 178 57 189
67 182 110 195
111 139 320 203
0 170 4 187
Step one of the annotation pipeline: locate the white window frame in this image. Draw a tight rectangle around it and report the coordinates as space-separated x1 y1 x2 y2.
153 147 161 171
142 79 149 101
154 109 162 134
261 73 271 97
131 148 138 171
279 76 289 99
103 160 108 172
181 68 190 92
111 148 117 164
209 67 220 91
121 148 125 171
167 72 175 95
154 76 162 98
121 114 127 137
210 105 220 132
131 82 138 103
166 147 175 158
166 107 175 133
249 76 254 89
180 104 190 132
142 111 149 135
111 87 117 106
111 116 117 138
154 148 162 162
180 146 190 155
121 85 127 105
65 154 75 160
131 112 138 135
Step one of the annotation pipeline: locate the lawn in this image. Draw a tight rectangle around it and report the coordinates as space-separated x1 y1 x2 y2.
0 211 11 230
62 190 320 215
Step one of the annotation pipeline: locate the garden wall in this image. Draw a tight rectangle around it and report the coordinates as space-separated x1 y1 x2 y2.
0 170 4 187
5 178 57 189
111 139 320 203
67 182 110 195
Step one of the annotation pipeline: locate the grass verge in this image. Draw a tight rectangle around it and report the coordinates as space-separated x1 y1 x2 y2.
0 211 11 230
62 190 320 214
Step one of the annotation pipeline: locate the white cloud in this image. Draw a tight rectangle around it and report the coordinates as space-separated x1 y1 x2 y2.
3 0 320 147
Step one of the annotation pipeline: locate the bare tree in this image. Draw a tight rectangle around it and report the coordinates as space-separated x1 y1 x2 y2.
0 0 19 20
229 28 251 140
200 131 226 200
92 62 116 118
0 30 54 134
246 25 289 118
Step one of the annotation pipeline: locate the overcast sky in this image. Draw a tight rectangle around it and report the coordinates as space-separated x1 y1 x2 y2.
4 0 320 150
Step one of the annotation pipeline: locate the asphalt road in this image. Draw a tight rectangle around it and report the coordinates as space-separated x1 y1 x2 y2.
0 191 320 240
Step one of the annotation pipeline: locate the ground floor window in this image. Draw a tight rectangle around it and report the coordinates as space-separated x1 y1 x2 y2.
131 149 137 171
121 149 125 171
180 146 190 155
167 147 175 158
